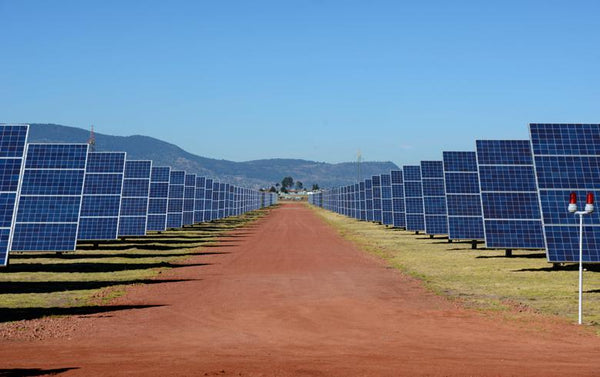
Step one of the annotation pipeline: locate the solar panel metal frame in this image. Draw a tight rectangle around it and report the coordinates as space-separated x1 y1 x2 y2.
147 166 171 232
11 143 89 252
443 151 485 241
204 178 213 221
421 160 448 236
476 140 545 250
194 176 206 223
0 124 28 266
118 160 152 237
77 151 126 241
403 165 425 232
530 123 600 262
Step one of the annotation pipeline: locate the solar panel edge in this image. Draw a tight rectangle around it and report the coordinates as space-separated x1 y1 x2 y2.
2 124 29 265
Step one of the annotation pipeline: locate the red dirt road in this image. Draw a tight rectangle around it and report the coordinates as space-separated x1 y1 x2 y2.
2 203 600 376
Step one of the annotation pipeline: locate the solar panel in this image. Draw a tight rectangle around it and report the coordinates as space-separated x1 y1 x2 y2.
421 161 448 235
365 179 373 221
211 181 220 220
403 165 425 232
218 183 227 219
11 143 88 251
390 170 406 228
443 151 485 240
530 124 600 262
359 181 366 220
147 166 170 231
204 178 213 221
371 175 382 223
166 170 185 228
0 124 28 266
194 176 206 223
183 173 196 226
381 174 394 225
77 152 126 240
118 160 151 237
476 140 545 250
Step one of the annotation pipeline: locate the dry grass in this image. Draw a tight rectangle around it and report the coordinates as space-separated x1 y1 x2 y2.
312 206 600 328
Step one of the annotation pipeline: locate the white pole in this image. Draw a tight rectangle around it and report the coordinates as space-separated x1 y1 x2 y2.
579 213 584 325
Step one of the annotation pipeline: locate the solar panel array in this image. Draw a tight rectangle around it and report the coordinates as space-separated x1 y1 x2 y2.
390 170 405 228
167 171 185 228
312 124 600 265
380 174 393 225
371 175 382 223
12 143 89 252
119 160 152 237
78 152 126 241
0 124 276 268
0 125 28 266
403 165 425 232
421 161 448 235
183 173 196 226
147 166 170 232
530 124 600 262
443 152 484 241
476 140 545 250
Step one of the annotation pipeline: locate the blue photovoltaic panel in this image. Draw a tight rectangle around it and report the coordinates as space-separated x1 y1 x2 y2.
390 170 406 228
183 173 196 226
78 152 126 240
12 143 88 251
403 165 425 231
194 176 206 223
118 160 151 236
443 151 484 240
147 166 170 231
218 183 226 219
359 181 366 220
0 124 28 266
371 175 382 223
421 161 448 235
204 178 214 221
211 181 220 220
477 140 545 250
381 174 393 225
167 170 185 228
530 124 600 262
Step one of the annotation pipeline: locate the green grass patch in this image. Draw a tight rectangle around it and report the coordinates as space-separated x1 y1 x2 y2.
0 209 268 322
312 205 600 328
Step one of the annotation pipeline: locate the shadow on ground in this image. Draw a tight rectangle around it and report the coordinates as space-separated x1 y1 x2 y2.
0 368 79 376
0 305 164 323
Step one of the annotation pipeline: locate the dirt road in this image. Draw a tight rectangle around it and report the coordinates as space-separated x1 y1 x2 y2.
1 203 600 376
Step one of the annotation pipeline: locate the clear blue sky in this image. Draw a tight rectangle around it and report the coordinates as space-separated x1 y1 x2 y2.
1 1 598 165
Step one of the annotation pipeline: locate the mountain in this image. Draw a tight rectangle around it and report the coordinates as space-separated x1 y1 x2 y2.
28 123 399 189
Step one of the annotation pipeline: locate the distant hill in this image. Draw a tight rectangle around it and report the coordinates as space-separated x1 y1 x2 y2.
28 123 399 189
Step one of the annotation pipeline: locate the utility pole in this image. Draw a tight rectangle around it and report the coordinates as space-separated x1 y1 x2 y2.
88 125 96 152
357 150 362 183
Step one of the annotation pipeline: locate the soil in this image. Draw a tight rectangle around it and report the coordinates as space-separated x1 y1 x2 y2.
1 203 600 376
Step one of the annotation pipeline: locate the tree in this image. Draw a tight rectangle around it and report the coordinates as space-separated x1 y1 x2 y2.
281 176 294 189
269 186 277 193
312 183 320 191
295 181 303 190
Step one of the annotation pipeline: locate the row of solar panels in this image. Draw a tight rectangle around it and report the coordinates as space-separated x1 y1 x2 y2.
0 124 278 267
309 123 600 264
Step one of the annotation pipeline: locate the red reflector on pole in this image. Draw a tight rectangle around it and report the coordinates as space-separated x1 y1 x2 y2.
570 192 578 204
587 192 594 204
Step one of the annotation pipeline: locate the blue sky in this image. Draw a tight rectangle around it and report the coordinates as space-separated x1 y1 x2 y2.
1 1 598 165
